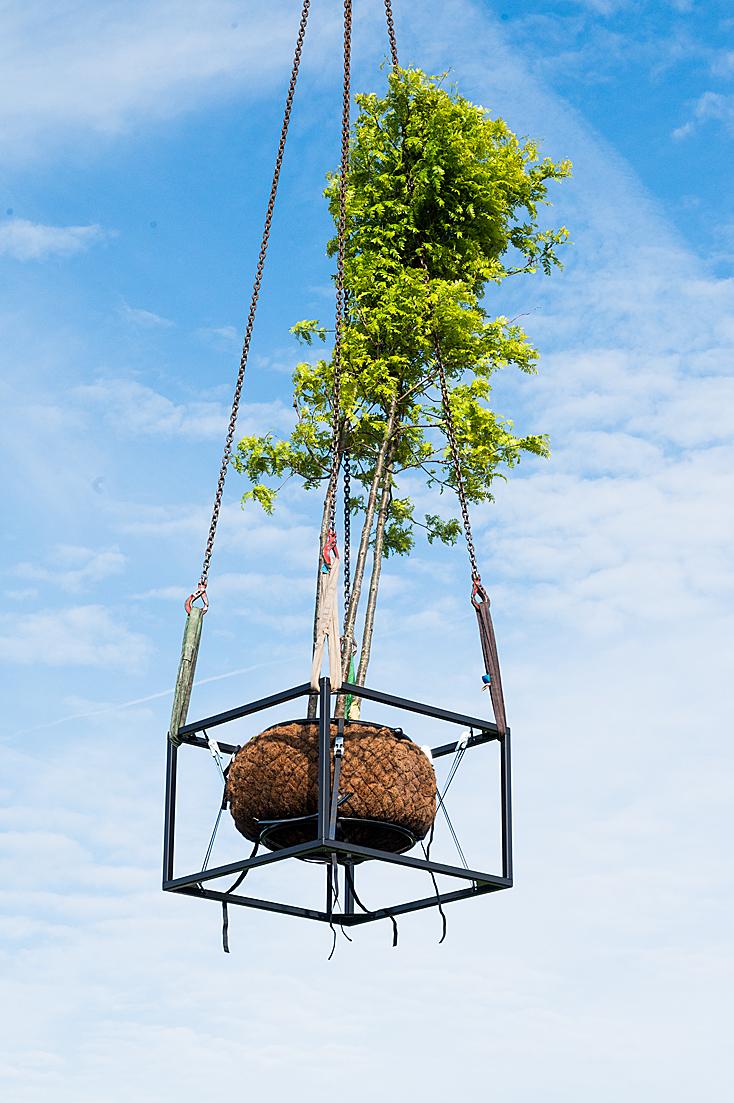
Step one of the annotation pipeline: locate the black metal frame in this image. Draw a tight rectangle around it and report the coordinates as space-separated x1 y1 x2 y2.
162 678 512 926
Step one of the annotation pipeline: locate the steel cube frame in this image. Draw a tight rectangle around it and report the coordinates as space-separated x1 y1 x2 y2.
162 677 513 926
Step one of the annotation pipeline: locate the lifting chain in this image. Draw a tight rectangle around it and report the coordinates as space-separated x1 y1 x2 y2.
343 449 351 612
384 0 399 68
435 340 482 589
325 0 353 537
380 2 483 593
422 262 482 592
189 0 311 608
339 0 390 620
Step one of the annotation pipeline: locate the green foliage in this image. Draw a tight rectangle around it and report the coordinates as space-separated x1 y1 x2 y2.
424 514 462 546
234 66 569 558
290 319 328 346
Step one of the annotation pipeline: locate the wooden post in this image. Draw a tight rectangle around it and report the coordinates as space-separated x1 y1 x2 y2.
167 607 204 745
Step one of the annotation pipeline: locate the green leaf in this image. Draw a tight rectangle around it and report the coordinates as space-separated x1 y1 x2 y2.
232 65 568 671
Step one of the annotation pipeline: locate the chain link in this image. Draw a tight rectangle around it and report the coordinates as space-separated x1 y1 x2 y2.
195 0 311 593
325 0 352 536
384 0 481 596
383 5 486 609
422 264 482 586
434 336 481 585
339 0 355 606
384 0 399 69
343 449 351 611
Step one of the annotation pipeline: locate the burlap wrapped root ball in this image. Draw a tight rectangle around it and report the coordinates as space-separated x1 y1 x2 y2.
226 720 436 853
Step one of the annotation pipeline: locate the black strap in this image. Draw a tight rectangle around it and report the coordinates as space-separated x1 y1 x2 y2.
344 863 399 948
222 901 230 954
422 820 448 944
327 856 339 961
220 839 260 954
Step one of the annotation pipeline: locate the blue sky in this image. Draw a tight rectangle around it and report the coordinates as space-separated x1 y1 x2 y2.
1 1 733 1099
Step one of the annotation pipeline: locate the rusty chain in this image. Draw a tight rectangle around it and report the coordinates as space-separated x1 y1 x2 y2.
189 0 311 607
325 0 352 540
343 449 352 611
339 0 392 617
433 335 482 588
384 0 399 68
383 0 482 599
422 262 482 590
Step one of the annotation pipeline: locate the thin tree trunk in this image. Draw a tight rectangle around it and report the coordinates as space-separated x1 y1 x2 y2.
350 456 394 718
334 398 399 720
341 396 398 672
307 491 333 720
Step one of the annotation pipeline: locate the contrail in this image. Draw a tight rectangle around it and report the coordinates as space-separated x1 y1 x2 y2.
11 654 301 738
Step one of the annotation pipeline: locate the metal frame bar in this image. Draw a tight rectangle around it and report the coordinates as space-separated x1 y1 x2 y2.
338 681 501 738
162 677 513 926
317 677 331 841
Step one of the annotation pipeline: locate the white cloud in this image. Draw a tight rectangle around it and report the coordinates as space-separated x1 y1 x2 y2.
196 325 239 349
673 90 734 139
672 120 695 140
0 218 107 260
117 497 318 572
14 546 127 594
569 0 632 13
1 2 733 1099
73 379 294 440
140 570 309 603
0 0 340 161
710 50 734 79
118 301 173 328
3 588 39 602
0 605 151 670
253 348 301 375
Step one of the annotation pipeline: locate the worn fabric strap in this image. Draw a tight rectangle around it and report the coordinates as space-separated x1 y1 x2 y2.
474 591 507 735
310 554 343 691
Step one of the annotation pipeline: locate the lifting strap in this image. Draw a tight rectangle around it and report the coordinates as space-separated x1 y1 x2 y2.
310 537 343 691
473 584 507 734
167 605 204 746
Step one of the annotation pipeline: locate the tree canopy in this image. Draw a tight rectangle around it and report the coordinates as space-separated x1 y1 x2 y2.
234 67 570 690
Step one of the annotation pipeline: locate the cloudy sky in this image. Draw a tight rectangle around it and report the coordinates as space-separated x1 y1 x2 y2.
1 1 733 1099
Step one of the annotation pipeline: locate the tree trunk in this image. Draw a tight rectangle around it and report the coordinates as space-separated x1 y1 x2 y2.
350 456 394 718
307 491 334 720
341 396 398 676
334 398 399 720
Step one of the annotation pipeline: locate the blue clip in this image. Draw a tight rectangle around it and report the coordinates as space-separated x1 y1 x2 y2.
482 673 492 690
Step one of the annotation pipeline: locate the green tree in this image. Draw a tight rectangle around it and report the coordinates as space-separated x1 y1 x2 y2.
234 68 570 710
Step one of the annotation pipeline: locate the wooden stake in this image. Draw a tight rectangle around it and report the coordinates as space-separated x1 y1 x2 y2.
168 607 204 745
